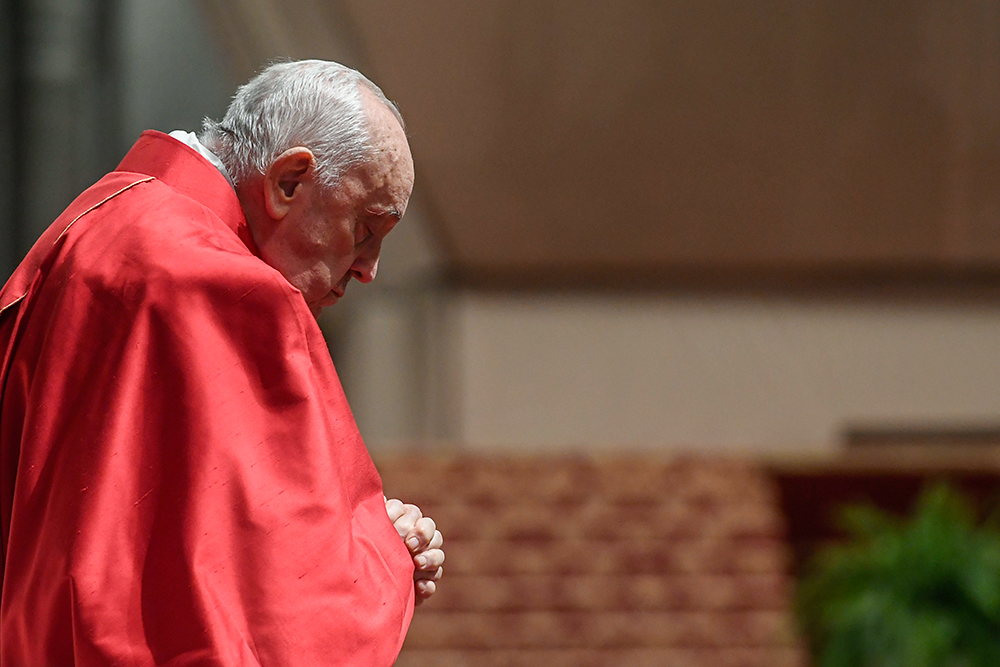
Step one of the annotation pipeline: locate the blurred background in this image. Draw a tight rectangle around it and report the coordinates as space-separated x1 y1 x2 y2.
4 1 1000 665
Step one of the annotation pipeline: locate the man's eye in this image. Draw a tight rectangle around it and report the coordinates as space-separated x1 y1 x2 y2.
355 225 371 245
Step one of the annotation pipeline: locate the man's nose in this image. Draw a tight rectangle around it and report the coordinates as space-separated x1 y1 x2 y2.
350 253 379 283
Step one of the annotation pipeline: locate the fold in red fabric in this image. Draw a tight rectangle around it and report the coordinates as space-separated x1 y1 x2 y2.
0 131 414 666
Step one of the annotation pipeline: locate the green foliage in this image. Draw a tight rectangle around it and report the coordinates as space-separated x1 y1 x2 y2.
796 483 1000 667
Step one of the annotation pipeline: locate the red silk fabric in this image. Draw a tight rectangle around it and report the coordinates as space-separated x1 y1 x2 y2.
0 132 414 666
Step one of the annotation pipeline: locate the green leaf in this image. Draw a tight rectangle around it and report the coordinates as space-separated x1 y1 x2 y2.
797 483 1000 667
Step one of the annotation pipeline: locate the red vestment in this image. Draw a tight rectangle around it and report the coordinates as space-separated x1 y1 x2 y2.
0 131 414 666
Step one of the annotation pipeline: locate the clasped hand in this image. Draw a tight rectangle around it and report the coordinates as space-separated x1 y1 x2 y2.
384 498 444 605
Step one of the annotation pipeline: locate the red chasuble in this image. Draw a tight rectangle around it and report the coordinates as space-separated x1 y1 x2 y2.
0 131 414 666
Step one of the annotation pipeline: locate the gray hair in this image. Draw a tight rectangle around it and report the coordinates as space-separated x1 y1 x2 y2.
200 59 404 190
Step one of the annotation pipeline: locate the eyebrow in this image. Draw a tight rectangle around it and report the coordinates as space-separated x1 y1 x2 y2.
366 206 402 220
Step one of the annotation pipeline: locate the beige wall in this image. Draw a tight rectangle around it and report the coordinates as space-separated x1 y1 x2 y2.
337 289 1000 455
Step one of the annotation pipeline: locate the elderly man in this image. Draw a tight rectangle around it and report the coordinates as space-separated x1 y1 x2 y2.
0 60 442 665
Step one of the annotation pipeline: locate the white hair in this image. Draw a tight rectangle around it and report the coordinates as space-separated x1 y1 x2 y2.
200 59 404 191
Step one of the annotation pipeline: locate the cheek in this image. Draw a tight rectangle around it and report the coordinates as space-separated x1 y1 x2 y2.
325 246 359 278
300 241 352 291
287 271 325 302
282 256 335 301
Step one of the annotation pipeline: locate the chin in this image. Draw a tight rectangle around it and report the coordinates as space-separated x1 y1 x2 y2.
310 295 340 317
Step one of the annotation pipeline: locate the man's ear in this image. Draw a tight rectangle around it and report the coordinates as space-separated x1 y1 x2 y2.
262 147 316 220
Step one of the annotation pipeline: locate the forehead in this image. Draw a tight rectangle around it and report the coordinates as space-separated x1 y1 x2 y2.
365 120 413 200
319 91 413 211
324 143 412 216
362 89 413 170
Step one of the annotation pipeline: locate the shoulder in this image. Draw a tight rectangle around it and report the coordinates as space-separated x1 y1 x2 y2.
57 177 309 327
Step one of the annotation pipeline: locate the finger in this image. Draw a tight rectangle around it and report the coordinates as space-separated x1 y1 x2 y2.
427 529 443 551
385 498 406 523
414 547 445 572
393 504 423 540
415 579 436 601
405 516 436 553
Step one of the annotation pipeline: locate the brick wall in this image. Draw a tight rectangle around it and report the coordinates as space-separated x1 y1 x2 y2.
376 455 807 667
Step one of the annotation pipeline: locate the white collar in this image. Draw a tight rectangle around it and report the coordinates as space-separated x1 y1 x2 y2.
168 130 236 190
